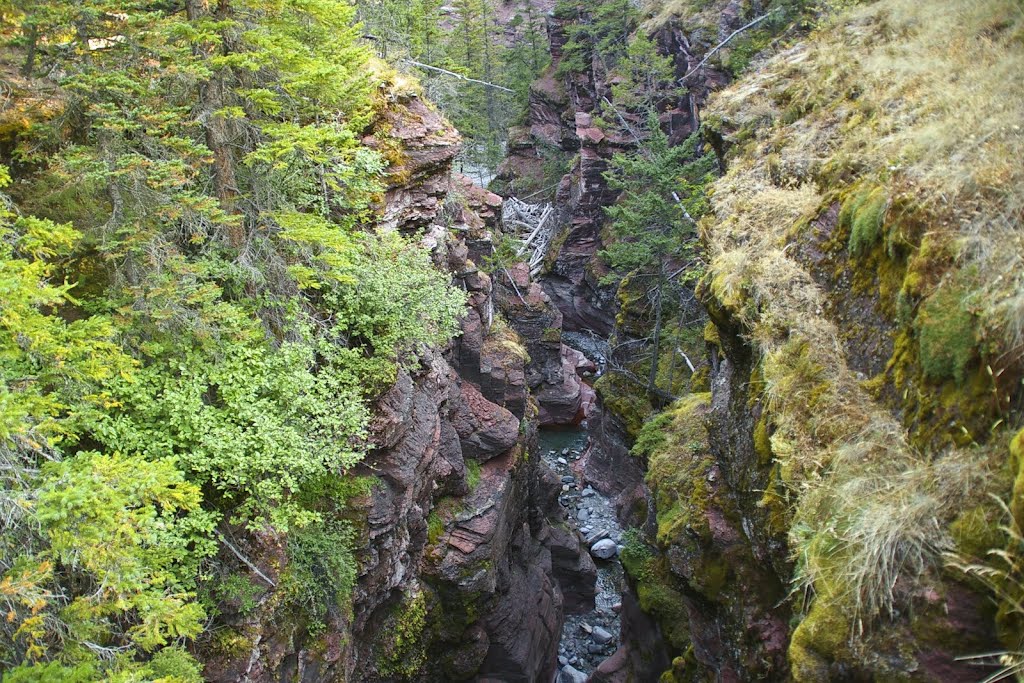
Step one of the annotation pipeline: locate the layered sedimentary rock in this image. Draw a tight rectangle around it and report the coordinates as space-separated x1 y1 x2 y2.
201 92 594 683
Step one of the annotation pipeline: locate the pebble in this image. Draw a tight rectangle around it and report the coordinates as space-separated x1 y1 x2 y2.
592 626 614 644
561 475 576 483
558 655 568 666
561 448 570 456
579 622 593 634
561 484 570 492
580 526 592 534
586 529 610 544
581 487 595 497
577 509 589 522
557 457 568 464
611 602 622 613
587 643 605 654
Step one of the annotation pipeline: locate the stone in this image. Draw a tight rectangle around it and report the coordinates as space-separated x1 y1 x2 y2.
558 655 568 666
580 622 593 634
557 457 568 464
590 538 618 559
588 643 605 654
586 529 610 544
559 665 588 683
451 381 519 461
561 475 576 483
591 626 613 645
577 509 589 522
562 484 570 492
611 602 622 613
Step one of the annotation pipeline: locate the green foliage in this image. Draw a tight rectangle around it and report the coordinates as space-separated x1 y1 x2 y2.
842 187 888 256
466 458 482 491
2 453 216 666
556 0 639 79
917 282 976 384
631 411 674 459
280 521 359 633
600 127 714 275
481 234 521 275
358 0 549 172
146 647 205 683
609 34 680 114
0 0 467 676
376 590 428 677
723 29 773 76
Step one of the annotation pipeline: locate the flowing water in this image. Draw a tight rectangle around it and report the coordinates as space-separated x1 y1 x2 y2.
538 428 627 682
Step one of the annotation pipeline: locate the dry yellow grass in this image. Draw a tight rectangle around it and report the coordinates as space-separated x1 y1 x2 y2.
702 0 1023 641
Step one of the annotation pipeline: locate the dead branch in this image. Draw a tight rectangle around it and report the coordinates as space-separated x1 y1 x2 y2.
678 10 780 82
405 60 515 93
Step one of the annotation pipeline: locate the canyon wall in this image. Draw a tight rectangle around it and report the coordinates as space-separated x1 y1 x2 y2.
501 1 1024 681
199 94 596 682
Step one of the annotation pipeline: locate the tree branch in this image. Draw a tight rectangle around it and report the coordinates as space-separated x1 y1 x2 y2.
216 530 277 587
405 60 515 93
678 9 780 82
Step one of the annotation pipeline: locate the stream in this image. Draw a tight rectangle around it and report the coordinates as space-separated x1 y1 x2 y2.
538 428 626 683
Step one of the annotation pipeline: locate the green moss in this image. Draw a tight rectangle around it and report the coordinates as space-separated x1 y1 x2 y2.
594 372 654 438
465 459 481 492
723 28 772 76
916 282 976 384
703 320 720 347
789 595 851 683
950 505 1005 559
1011 428 1024 524
644 394 713 545
427 512 445 546
843 186 888 256
632 411 674 459
621 531 692 652
689 365 711 392
753 414 773 465
376 590 428 678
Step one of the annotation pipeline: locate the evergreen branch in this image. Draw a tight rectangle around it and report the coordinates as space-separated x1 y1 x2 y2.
404 60 515 93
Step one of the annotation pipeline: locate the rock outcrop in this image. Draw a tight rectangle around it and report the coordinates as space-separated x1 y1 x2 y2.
200 91 595 683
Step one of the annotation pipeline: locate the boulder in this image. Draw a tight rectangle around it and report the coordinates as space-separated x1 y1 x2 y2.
590 538 618 560
452 381 520 461
559 664 588 683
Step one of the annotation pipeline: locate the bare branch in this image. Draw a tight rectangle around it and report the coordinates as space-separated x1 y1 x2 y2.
216 530 277 587
678 10 780 82
405 60 515 93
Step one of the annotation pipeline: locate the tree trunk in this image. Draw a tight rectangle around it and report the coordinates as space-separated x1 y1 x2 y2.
187 0 244 249
21 23 38 77
647 266 665 394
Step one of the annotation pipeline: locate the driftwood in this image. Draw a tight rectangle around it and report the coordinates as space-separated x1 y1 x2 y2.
502 197 556 275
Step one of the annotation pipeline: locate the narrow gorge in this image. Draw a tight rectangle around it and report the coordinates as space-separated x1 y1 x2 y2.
0 1 1021 682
